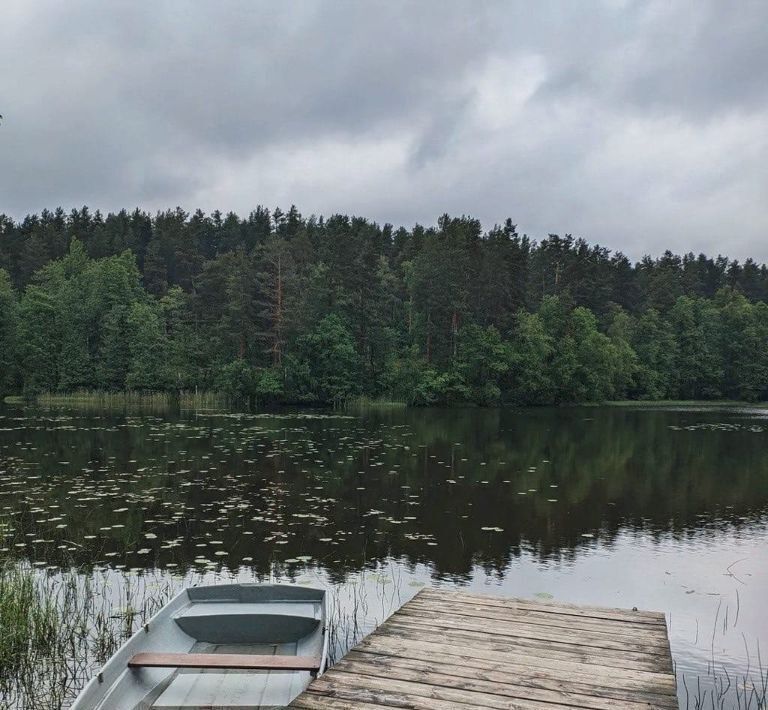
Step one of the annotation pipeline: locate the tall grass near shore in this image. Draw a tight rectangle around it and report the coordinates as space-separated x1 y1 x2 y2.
0 565 176 710
0 564 59 676
31 389 228 411
343 396 407 413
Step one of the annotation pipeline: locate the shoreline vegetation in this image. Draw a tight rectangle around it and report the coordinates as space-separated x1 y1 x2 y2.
2 391 410 410
4 207 768 409
4 391 767 412
0 562 176 709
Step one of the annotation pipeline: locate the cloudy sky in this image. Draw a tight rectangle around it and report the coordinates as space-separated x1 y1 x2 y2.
1 0 766 259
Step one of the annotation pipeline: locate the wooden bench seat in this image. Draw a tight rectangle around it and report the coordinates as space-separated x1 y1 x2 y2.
128 652 321 671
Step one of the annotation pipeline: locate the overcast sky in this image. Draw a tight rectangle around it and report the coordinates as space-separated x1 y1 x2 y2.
1 0 766 260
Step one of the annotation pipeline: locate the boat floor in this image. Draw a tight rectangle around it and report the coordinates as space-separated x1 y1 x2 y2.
147 642 308 710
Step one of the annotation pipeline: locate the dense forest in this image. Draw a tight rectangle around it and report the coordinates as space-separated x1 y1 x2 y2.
1 206 768 406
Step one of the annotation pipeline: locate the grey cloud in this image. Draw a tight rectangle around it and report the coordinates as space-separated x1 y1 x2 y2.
0 0 766 260
532 0 768 119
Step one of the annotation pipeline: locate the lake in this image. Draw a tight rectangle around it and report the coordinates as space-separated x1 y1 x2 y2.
1 402 767 708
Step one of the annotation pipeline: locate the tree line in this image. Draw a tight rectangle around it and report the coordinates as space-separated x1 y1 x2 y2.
1 206 768 405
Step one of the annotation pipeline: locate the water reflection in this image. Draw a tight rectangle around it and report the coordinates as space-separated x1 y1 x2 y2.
1 403 767 707
2 406 767 576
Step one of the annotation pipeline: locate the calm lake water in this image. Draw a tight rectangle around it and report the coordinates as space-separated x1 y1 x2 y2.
1 402 768 708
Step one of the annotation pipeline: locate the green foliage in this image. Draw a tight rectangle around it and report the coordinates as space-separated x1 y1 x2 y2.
254 368 284 403
126 301 169 390
386 353 430 405
668 296 723 399
215 360 257 405
160 287 197 389
632 309 676 399
569 307 618 402
453 324 511 405
410 367 469 406
507 310 555 404
98 305 130 389
408 217 473 365
718 290 768 401
288 314 361 404
214 359 283 406
3 206 768 406
606 307 639 399
17 285 60 396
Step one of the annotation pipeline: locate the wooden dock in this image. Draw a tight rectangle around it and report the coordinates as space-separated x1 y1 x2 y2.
291 588 677 710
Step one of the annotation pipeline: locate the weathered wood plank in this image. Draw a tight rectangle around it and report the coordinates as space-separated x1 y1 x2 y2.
306 675 587 710
406 596 669 636
297 686 508 709
378 620 673 672
419 588 666 624
340 652 678 709
350 643 677 695
291 696 401 710
357 633 676 687
391 607 670 653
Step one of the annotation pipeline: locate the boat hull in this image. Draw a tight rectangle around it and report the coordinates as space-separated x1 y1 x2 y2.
70 584 328 710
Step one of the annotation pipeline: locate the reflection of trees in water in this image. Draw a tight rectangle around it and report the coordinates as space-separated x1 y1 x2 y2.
2 406 767 580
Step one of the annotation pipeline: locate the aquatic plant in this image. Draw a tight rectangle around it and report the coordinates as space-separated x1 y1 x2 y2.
343 395 407 411
0 567 177 710
34 389 229 411
681 599 768 710
0 563 59 676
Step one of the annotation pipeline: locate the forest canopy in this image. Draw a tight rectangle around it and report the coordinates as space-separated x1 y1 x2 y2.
2 206 768 406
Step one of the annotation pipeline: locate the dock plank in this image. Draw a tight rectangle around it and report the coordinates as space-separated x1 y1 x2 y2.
388 608 671 654
419 588 667 623
289 589 677 710
355 636 677 691
405 596 668 635
348 649 677 700
376 621 673 672
338 654 678 709
307 675 584 710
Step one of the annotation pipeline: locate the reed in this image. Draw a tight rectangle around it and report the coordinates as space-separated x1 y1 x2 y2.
0 563 59 676
605 399 768 409
0 566 177 710
343 395 407 412
681 598 768 710
33 389 228 411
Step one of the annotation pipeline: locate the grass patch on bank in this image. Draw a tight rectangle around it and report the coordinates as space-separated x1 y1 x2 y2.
23 389 229 411
605 399 768 408
0 564 59 676
0 563 176 709
344 396 407 411
4 390 409 414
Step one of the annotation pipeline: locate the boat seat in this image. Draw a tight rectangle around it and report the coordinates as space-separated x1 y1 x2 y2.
176 601 321 620
173 602 321 644
128 652 321 671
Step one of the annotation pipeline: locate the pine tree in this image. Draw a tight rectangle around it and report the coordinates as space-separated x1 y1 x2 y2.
256 234 296 368
0 269 18 396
